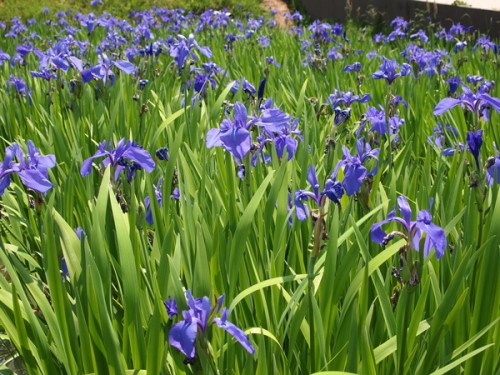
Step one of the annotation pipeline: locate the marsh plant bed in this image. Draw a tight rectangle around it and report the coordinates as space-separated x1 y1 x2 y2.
0 4 499 375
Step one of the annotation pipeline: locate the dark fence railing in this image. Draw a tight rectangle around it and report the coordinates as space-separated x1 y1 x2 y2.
300 0 500 37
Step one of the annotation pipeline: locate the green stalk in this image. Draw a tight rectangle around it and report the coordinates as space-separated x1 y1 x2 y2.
308 197 327 373
308 251 317 373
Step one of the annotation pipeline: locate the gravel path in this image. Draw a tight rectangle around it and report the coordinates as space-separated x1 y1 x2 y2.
261 0 291 27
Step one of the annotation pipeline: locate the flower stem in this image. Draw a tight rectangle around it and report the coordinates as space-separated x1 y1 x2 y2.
308 253 317 374
308 202 326 373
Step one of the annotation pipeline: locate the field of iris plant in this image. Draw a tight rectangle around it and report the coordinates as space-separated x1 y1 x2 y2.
0 3 499 374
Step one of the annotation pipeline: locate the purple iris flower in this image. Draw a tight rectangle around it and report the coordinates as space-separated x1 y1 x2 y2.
332 138 379 196
390 17 408 32
0 50 10 66
6 75 31 100
82 54 136 87
372 58 412 84
294 165 344 221
213 308 254 352
388 115 405 141
155 147 169 161
206 102 255 161
37 42 71 72
0 140 56 196
139 79 149 90
433 84 500 121
454 40 467 54
334 107 351 126
257 77 267 103
445 76 462 95
254 99 297 135
265 56 281 67
168 290 254 359
466 75 484 86
61 257 69 280
138 42 163 58
31 69 57 81
169 34 212 72
228 78 256 97
257 35 271 48
144 178 180 225
344 62 361 73
371 196 447 259
486 144 500 186
409 29 428 43
91 0 104 6
478 80 494 94
307 20 332 42
392 95 408 109
427 122 459 150
253 99 302 161
441 143 465 156
80 14 95 34
449 22 473 36
466 130 483 169
473 35 498 55
357 106 386 136
76 226 87 240
80 138 155 181
188 71 217 105
326 47 343 62
164 297 178 320
328 89 370 108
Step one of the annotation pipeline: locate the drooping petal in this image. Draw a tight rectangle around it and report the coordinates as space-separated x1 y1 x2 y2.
196 45 213 59
294 190 310 221
342 164 366 196
442 148 458 156
321 178 344 204
197 296 212 332
478 93 500 114
307 165 319 197
466 130 483 168
232 102 248 128
220 127 251 160
0 174 11 196
68 56 83 72
168 320 198 359
52 56 69 72
213 308 254 354
35 154 56 170
122 146 155 173
81 68 94 84
486 157 500 186
397 196 412 228
206 128 222 148
370 208 397 244
416 221 446 259
358 93 371 103
433 98 462 115
144 196 153 225
371 70 386 80
80 150 109 176
284 137 298 160
18 169 53 193
113 60 137 74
